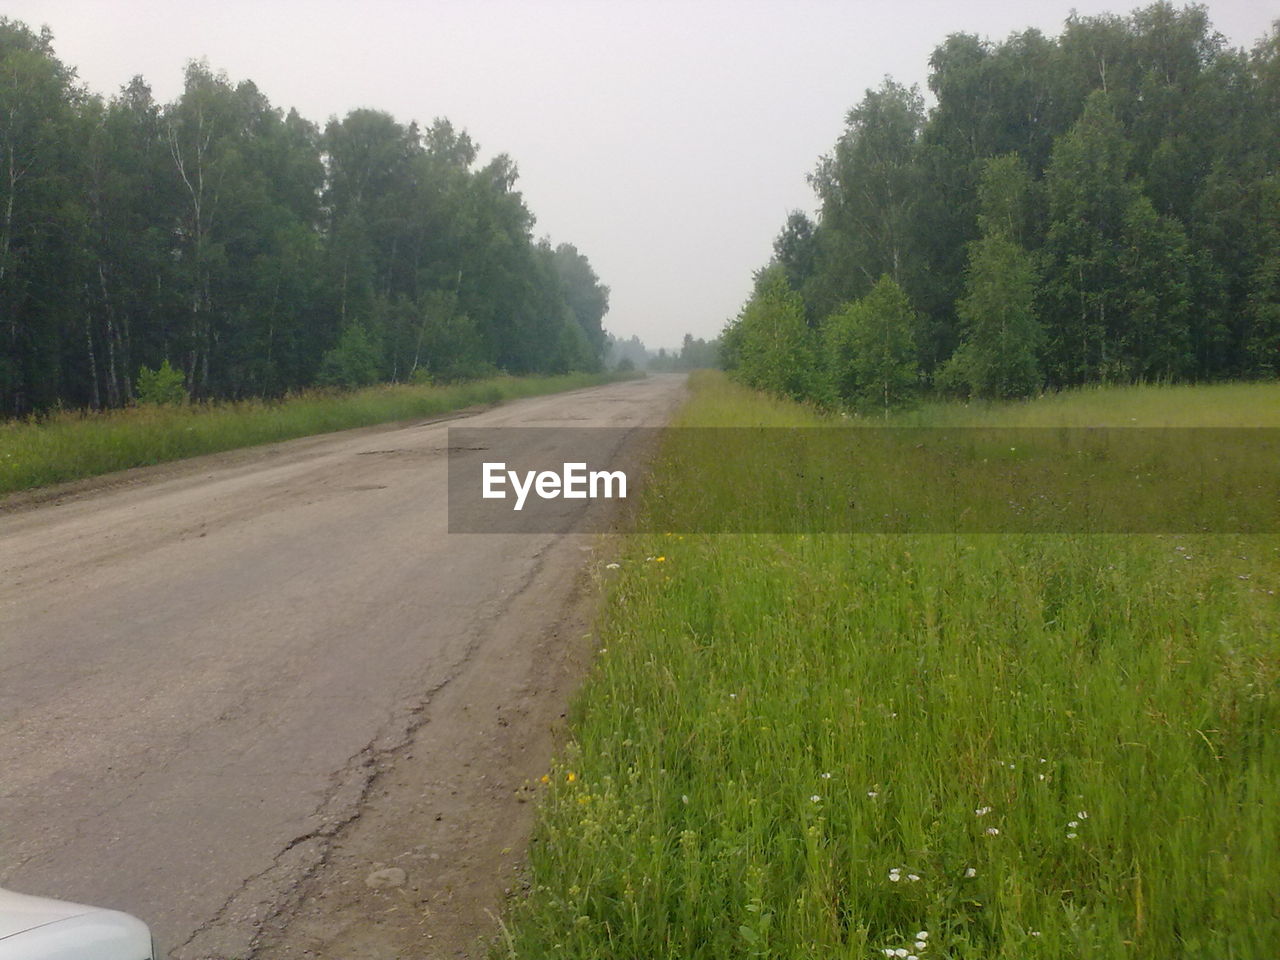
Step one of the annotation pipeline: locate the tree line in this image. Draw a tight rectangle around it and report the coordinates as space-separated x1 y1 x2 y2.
605 332 720 372
0 20 610 416
723 3 1280 410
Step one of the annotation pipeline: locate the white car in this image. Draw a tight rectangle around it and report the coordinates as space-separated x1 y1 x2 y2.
0 889 154 960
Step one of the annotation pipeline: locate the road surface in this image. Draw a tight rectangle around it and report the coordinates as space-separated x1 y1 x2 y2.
0 374 685 958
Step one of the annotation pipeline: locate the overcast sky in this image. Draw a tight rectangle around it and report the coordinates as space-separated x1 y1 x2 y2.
6 1 1275 350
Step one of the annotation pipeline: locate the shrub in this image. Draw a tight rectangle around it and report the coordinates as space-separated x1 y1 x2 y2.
135 359 188 405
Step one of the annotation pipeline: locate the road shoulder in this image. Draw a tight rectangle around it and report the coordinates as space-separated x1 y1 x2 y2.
246 537 613 960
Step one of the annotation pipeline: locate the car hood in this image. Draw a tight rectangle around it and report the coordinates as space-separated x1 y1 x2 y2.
0 889 91 940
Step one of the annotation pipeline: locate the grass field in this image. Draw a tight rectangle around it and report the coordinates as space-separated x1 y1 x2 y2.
504 372 1279 959
0 372 629 496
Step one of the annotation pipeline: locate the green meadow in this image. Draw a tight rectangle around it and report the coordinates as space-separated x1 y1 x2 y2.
505 372 1279 959
0 372 627 496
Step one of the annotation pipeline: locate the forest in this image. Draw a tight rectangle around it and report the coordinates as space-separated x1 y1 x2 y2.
723 3 1280 408
0 20 610 417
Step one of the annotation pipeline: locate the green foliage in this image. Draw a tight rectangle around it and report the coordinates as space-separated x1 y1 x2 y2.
0 23 610 418
941 235 1043 399
552 242 610 363
772 211 818 306
506 372 1280 959
1117 193 1193 379
737 5 1279 397
134 359 189 406
1040 92 1195 383
807 79 925 316
317 323 381 388
975 153 1033 243
0 20 85 415
1243 174 1280 375
725 267 816 401
0 372 628 494
825 275 919 413
1040 91 1136 383
940 156 1044 399
646 333 722 372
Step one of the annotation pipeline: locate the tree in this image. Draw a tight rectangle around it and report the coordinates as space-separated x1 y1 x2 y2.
0 20 85 415
82 76 181 408
726 266 816 401
772 211 818 307
940 155 1043 399
940 235 1042 398
1243 173 1280 375
1116 193 1192 379
551 242 609 367
1042 90 1197 383
1041 91 1139 383
807 80 925 318
825 275 918 414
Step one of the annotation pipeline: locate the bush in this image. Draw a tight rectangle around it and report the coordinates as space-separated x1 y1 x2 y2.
135 359 188 405
317 323 382 388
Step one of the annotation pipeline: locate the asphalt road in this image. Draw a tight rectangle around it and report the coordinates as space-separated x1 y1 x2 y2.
0 374 685 958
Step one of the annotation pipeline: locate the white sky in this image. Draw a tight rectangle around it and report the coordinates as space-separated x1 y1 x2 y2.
5 1 1275 351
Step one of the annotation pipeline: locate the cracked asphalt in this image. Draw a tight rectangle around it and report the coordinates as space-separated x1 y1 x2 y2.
0 374 685 958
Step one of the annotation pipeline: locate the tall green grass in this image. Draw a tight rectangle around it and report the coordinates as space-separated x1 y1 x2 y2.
504 372 1279 959
0 372 629 495
894 381 1280 428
